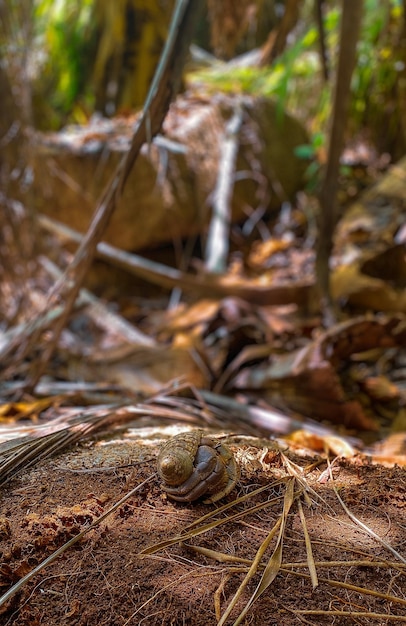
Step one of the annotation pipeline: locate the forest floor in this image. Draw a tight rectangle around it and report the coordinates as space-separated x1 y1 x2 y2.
1 92 406 626
0 431 405 626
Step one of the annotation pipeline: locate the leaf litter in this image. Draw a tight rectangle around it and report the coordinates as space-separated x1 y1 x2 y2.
0 10 406 626
0 430 405 625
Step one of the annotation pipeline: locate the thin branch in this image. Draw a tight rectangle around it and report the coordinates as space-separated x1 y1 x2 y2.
316 0 364 316
38 214 316 307
205 101 244 273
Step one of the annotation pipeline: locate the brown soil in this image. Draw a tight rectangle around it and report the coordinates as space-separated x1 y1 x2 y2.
0 431 405 626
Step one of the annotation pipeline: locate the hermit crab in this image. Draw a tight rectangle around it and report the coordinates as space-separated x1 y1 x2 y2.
157 430 240 503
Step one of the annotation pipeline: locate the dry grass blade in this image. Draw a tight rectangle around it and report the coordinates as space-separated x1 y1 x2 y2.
186 548 406 608
297 499 318 588
217 519 282 626
281 451 325 505
218 510 282 626
282 559 406 571
184 544 254 565
300 572 406 605
217 477 296 626
140 487 288 556
0 475 154 609
188 548 406 609
293 610 406 622
184 479 288 530
232 477 296 625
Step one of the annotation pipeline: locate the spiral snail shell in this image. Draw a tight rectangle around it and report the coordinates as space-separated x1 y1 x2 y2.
157 430 239 503
157 431 198 486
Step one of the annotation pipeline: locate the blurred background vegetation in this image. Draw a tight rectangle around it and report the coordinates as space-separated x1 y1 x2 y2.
0 0 406 158
0 0 404 161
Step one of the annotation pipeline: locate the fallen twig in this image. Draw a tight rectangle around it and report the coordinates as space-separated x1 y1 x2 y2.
205 100 244 272
38 213 316 307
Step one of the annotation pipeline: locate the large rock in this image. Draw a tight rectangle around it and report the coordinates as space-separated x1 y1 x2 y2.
30 94 308 250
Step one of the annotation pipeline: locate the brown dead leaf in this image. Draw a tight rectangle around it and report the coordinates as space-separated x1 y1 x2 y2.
247 238 292 271
331 262 406 312
233 316 406 430
161 300 220 334
286 429 355 457
83 346 209 394
369 432 406 466
362 376 400 402
360 244 406 287
333 156 406 313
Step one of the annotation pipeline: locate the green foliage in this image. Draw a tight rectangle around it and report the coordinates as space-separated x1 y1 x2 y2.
188 14 332 149
294 132 325 191
190 1 403 148
188 43 321 105
33 0 95 126
294 131 324 162
8 0 405 148
351 0 402 123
